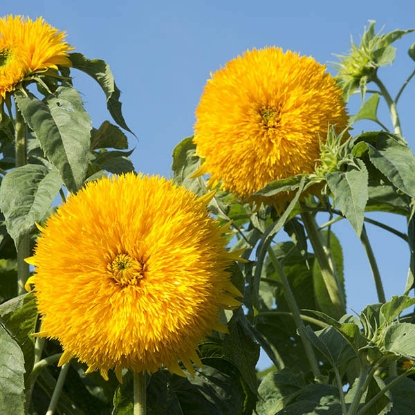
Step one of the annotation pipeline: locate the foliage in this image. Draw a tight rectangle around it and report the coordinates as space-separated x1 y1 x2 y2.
1 18 415 415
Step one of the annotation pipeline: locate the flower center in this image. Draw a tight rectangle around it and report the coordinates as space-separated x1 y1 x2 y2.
260 107 280 129
108 253 146 286
0 49 11 67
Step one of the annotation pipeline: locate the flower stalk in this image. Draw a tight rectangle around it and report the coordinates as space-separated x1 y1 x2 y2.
301 211 346 319
267 245 322 380
15 105 30 295
133 372 147 415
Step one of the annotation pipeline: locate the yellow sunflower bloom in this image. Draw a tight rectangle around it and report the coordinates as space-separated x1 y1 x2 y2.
0 15 73 100
193 47 348 209
26 173 243 381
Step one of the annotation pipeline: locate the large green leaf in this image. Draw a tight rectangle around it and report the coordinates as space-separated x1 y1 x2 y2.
326 160 368 236
380 296 415 326
15 87 91 193
69 52 133 134
386 377 415 415
0 293 38 385
0 164 63 248
353 132 415 199
0 324 25 415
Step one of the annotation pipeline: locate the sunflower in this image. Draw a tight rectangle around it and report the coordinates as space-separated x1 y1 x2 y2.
193 47 348 210
26 173 243 381
0 15 73 100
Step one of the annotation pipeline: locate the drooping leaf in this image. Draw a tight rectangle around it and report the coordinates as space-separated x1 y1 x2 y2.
69 52 133 134
326 160 368 236
0 164 63 248
90 149 135 175
91 120 129 150
14 87 91 193
0 324 25 415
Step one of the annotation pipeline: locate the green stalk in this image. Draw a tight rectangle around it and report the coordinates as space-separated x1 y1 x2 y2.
372 74 403 136
133 371 147 415
46 363 70 415
15 105 30 295
360 226 386 303
301 211 346 319
258 311 329 329
267 246 322 380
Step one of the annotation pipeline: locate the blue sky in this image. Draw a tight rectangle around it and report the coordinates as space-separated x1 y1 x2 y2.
6 1 415 316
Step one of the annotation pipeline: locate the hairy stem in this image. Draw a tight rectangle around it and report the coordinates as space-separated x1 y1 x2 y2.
301 211 346 318
133 371 147 415
46 363 70 415
360 225 386 303
372 74 403 137
15 106 30 295
267 246 322 380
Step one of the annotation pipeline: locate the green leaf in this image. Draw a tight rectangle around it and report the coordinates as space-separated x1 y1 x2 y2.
352 93 381 124
360 303 382 339
114 361 248 415
326 160 368 236
274 383 341 415
373 45 396 67
0 293 38 385
253 175 306 197
408 42 415 61
364 376 392 415
90 149 135 175
91 120 128 150
69 52 133 134
386 377 415 415
353 132 415 198
256 370 302 415
378 29 415 49
0 324 25 415
380 296 415 326
15 87 91 193
312 231 345 317
381 322 415 358
0 164 63 248
172 136 206 196
223 311 260 394
0 259 17 303
304 326 356 369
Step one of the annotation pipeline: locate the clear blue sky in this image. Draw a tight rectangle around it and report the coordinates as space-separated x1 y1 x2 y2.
7 1 415 315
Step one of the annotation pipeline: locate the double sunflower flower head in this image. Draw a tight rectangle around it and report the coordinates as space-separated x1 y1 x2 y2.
0 14 73 103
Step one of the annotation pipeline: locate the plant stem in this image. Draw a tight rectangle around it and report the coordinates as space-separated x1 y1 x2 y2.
360 225 386 303
267 246 322 380
301 211 346 319
15 105 30 295
46 362 70 415
372 74 403 137
133 371 147 415
258 311 329 329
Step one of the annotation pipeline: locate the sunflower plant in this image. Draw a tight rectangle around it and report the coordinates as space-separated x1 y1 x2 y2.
1 15 415 415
